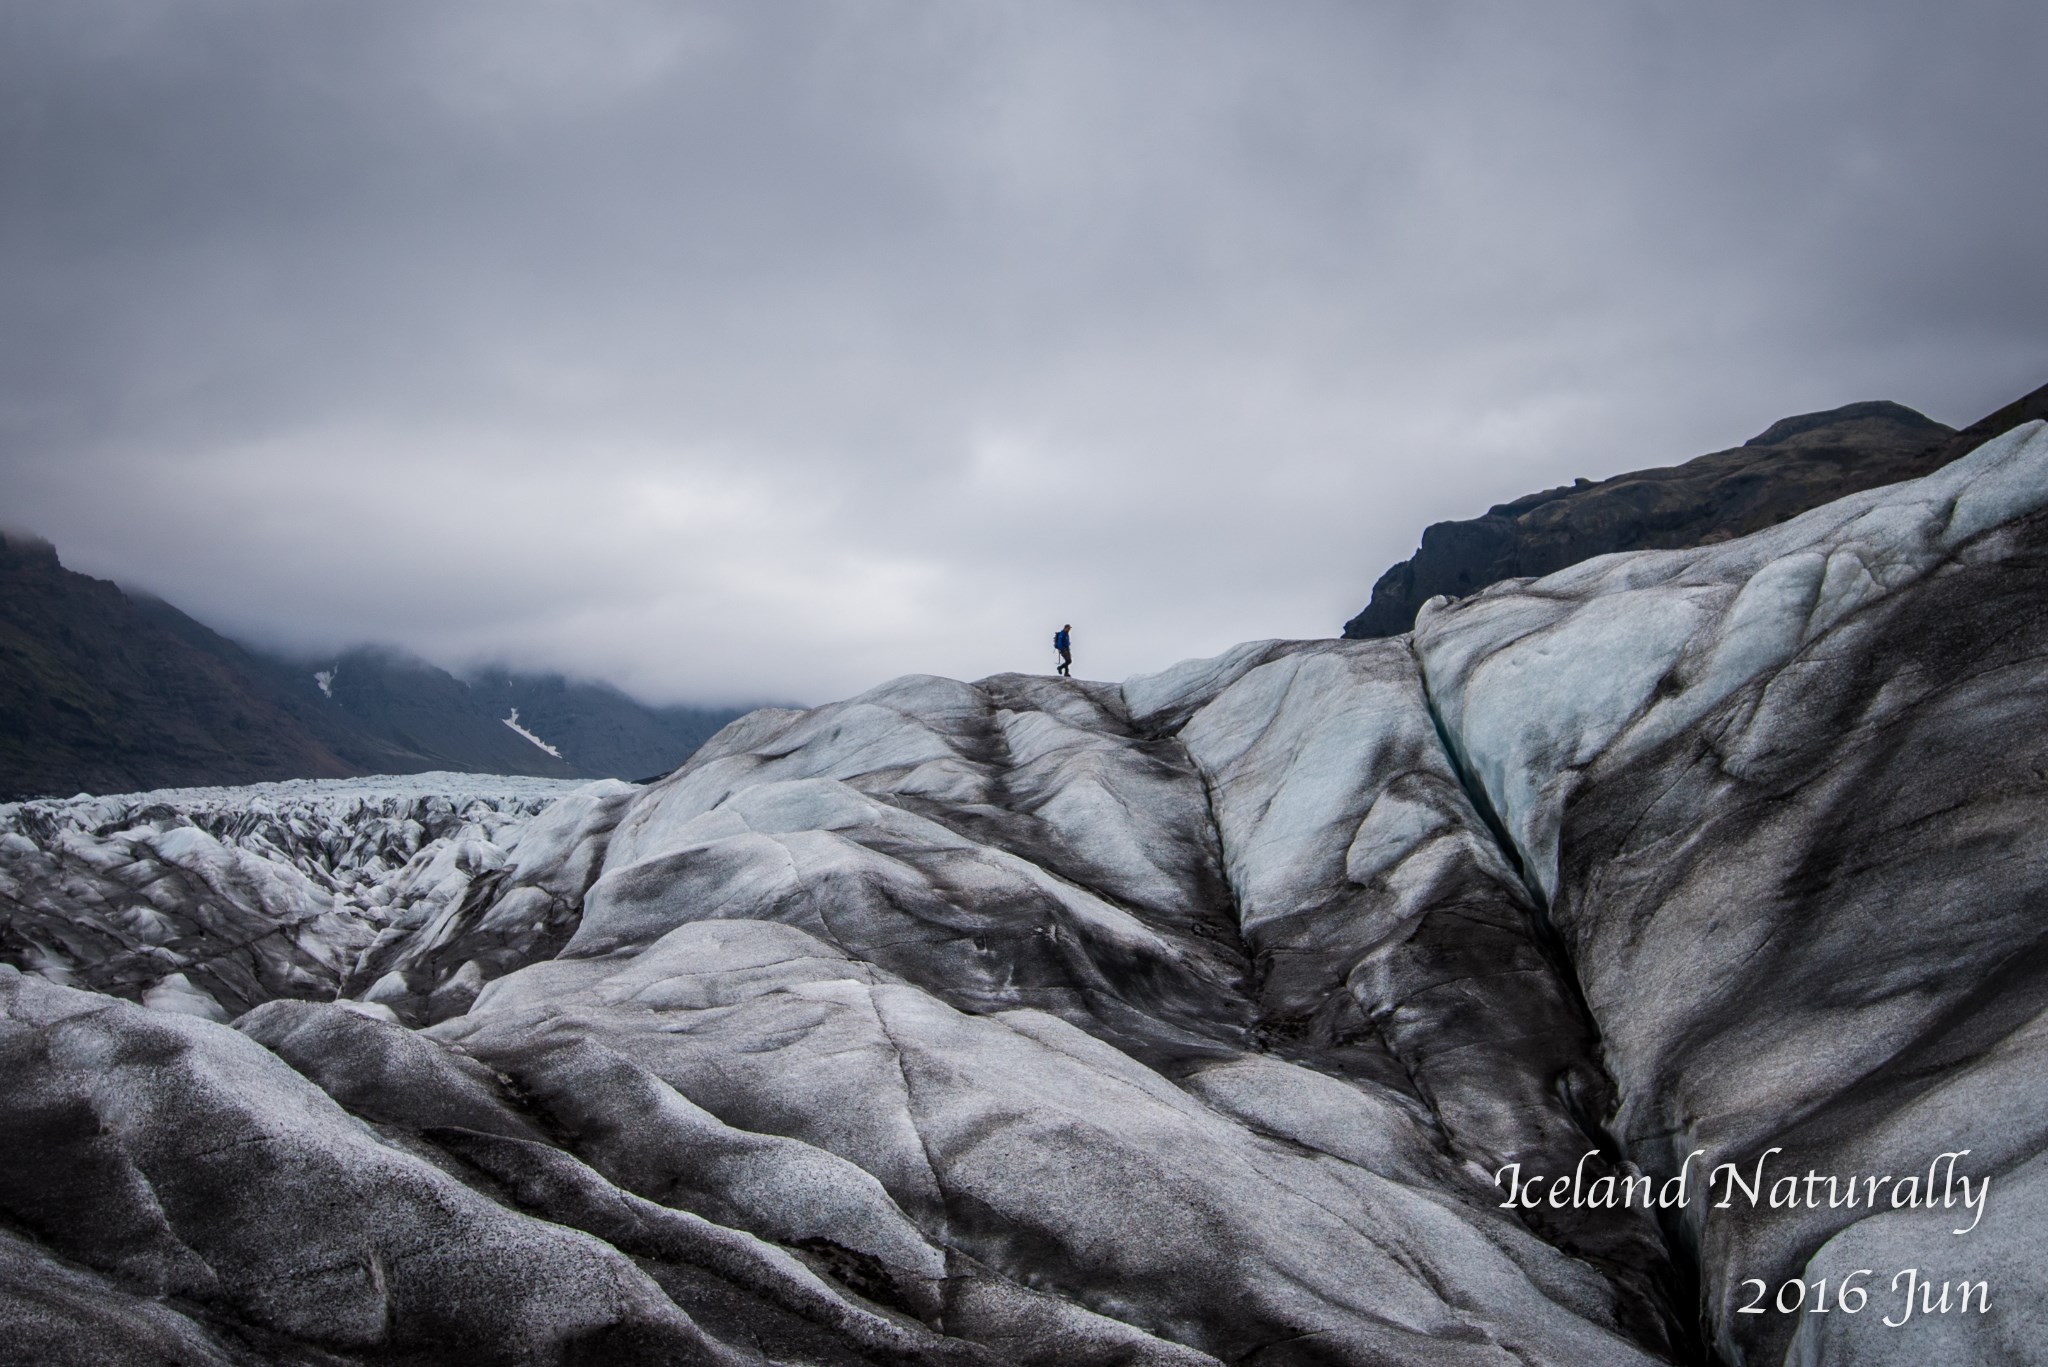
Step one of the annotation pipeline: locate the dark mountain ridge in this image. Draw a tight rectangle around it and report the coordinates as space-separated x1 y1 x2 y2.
0 532 360 798
0 535 752 799
1344 380 2048 637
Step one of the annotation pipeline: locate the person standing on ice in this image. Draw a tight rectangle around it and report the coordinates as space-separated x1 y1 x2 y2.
1053 624 1073 677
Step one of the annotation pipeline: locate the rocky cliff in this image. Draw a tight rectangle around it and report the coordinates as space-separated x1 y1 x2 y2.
4 420 2046 1364
1343 381 2048 638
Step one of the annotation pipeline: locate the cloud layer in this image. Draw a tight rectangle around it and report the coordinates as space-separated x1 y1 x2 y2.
5 0 2045 702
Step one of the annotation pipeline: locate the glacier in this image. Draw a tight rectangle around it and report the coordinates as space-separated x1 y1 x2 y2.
2 420 2046 1365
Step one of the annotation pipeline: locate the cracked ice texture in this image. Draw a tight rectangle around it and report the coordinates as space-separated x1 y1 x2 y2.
0 773 601 1018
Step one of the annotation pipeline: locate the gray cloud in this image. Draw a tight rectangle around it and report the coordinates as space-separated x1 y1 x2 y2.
4 0 2045 703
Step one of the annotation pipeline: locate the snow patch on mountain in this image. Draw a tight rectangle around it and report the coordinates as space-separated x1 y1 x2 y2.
502 706 564 757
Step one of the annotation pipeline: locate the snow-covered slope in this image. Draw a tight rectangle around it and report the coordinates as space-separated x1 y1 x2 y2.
3 421 2046 1365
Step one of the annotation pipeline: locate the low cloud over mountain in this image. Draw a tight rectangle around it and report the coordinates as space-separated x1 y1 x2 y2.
0 536 751 799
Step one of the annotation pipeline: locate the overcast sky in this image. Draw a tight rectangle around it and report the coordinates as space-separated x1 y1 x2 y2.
4 1 2045 704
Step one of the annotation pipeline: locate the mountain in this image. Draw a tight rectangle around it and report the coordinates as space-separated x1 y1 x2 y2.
0 536 755 798
0 530 362 798
464 665 745 783
263 649 754 785
4 417 2044 1364
1343 379 2048 637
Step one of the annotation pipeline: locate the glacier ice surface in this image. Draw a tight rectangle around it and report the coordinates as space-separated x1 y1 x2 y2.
3 422 2047 1364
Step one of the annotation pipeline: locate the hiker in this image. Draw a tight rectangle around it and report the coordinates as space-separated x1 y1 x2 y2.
1053 624 1072 677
